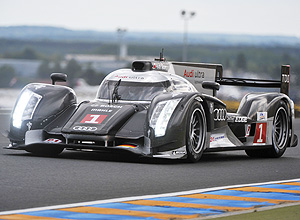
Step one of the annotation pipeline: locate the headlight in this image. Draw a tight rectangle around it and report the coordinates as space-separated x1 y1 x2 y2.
12 89 42 128
150 98 181 137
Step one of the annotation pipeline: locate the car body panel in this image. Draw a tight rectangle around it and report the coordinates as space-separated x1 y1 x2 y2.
5 59 298 160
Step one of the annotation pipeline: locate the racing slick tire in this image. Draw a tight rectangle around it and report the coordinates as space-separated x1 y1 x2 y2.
25 146 64 157
186 102 207 162
268 101 290 157
245 101 290 158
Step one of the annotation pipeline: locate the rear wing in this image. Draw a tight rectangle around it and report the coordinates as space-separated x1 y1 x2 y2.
217 65 290 96
171 62 290 96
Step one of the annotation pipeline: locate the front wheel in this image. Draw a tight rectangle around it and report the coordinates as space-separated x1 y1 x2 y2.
186 102 207 162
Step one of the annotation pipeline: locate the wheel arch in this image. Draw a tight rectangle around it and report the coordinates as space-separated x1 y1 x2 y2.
147 92 211 154
237 93 293 120
237 92 296 148
182 94 212 134
200 98 213 133
9 83 77 144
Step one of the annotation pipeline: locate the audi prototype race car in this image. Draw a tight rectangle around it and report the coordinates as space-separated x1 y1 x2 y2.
5 54 298 162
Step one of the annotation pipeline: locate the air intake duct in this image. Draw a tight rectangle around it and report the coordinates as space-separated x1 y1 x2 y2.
132 61 152 72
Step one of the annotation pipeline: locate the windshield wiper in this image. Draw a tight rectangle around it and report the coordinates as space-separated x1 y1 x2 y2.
112 79 121 103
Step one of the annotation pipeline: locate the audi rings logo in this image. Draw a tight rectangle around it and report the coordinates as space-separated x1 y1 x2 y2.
73 126 97 131
214 108 227 121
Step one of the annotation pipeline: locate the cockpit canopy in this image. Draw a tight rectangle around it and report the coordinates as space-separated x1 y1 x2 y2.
97 80 170 101
96 68 197 102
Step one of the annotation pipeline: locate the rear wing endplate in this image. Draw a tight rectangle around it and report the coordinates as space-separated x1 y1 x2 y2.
171 62 223 96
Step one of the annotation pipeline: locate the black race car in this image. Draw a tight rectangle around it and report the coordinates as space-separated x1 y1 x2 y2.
5 56 298 162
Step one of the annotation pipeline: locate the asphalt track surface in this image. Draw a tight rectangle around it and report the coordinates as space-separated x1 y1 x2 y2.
0 110 300 212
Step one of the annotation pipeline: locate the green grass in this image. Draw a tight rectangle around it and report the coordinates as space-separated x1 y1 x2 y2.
208 204 300 220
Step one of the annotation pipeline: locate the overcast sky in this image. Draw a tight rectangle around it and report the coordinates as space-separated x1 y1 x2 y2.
1 0 299 37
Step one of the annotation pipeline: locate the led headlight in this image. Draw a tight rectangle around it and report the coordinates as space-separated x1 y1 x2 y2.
149 98 181 137
12 89 42 129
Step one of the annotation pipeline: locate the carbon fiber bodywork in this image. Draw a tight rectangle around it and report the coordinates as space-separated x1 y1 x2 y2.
5 60 298 160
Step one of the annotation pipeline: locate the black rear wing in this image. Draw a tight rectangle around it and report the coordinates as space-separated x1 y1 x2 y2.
216 65 290 96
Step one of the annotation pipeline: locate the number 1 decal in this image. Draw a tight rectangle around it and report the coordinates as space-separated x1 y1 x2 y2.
80 114 107 124
254 123 267 144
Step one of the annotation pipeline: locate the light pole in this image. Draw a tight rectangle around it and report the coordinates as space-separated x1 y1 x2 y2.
117 28 127 60
181 10 196 61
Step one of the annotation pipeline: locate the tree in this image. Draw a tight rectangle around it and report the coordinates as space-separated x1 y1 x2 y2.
235 52 247 71
281 53 291 64
0 65 16 87
64 59 82 86
3 47 39 60
21 48 38 59
82 66 106 85
37 60 52 78
224 58 231 70
83 67 97 85
293 62 300 85
52 61 63 73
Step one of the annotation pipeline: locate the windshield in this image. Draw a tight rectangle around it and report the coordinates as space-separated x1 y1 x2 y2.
97 80 170 101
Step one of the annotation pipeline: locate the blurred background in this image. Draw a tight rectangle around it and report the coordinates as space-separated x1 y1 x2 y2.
0 0 299 116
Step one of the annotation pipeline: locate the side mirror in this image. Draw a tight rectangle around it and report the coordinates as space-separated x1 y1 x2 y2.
202 81 220 91
50 73 67 85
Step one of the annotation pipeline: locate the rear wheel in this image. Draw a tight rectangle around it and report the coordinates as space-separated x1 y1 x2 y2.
186 102 207 162
245 101 290 158
268 103 289 157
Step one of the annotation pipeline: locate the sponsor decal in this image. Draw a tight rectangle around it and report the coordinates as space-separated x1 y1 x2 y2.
227 115 247 123
282 74 290 83
183 70 205 78
257 112 267 121
99 104 122 109
184 70 194 77
128 76 145 80
152 62 169 71
214 108 227 121
227 115 235 122
115 75 128 79
253 123 267 144
115 75 145 80
26 122 32 130
210 135 225 142
44 138 62 143
73 126 97 131
33 84 46 90
245 124 251 137
235 116 247 123
172 150 186 155
195 71 205 78
118 144 137 148
80 114 107 124
91 108 113 113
